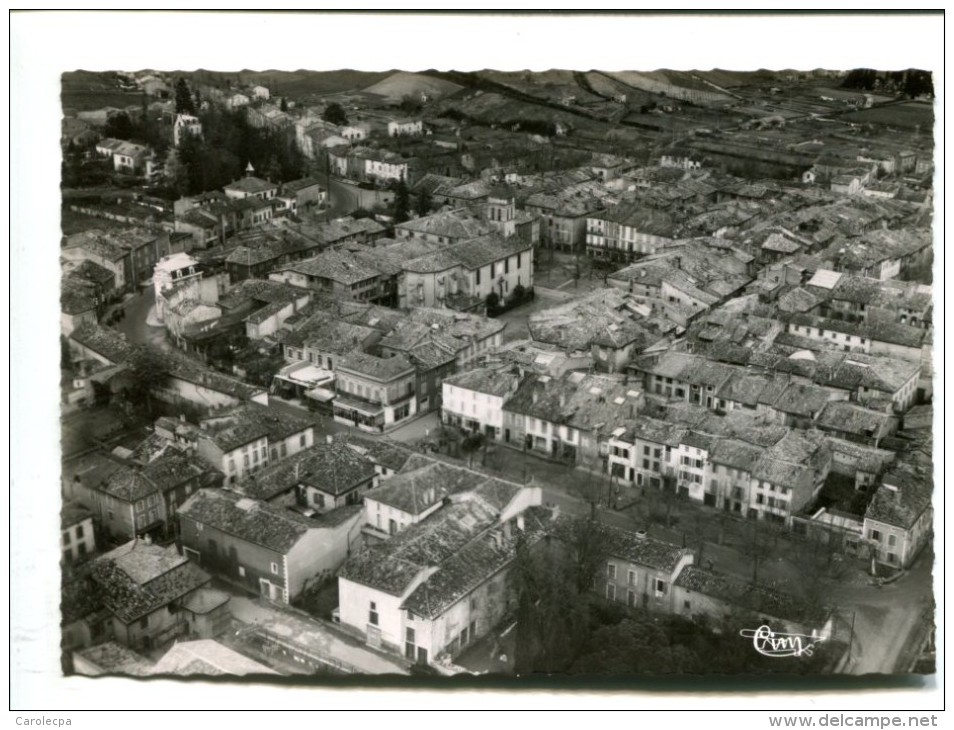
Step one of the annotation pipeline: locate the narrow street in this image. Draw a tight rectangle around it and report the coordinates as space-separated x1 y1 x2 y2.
826 547 935 675
114 286 169 351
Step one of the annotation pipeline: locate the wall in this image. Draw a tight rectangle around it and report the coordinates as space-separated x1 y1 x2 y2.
284 512 363 599
442 384 505 437
153 377 245 412
338 577 413 653
62 516 96 563
418 567 513 662
365 497 442 537
599 552 692 614
179 514 288 601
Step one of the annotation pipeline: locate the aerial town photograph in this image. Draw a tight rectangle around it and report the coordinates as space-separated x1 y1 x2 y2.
52 59 936 686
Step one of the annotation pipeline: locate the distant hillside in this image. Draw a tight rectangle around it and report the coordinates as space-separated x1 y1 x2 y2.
363 71 462 101
184 69 394 97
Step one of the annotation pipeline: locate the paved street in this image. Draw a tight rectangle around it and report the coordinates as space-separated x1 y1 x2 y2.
114 286 169 351
827 547 935 675
494 287 572 343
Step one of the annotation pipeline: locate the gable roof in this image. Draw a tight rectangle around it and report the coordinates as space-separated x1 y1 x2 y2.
90 542 210 624
238 440 377 501
178 489 320 554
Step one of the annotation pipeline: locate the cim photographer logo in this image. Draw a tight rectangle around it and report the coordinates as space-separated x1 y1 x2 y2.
740 625 826 658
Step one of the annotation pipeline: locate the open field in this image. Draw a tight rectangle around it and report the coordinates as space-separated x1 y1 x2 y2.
842 101 934 129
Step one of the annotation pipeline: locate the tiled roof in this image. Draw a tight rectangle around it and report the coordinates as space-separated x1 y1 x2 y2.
771 382 832 417
239 441 376 501
601 523 693 573
90 542 211 623
276 248 384 285
366 462 479 515
444 366 521 398
178 489 316 554
224 176 277 195
198 403 314 454
340 497 500 595
400 506 554 619
504 371 637 433
817 401 897 439
865 461 933 529
675 566 829 624
529 288 654 352
69 322 135 364
61 277 98 315
151 640 277 676
339 432 415 472
339 352 414 380
394 208 495 241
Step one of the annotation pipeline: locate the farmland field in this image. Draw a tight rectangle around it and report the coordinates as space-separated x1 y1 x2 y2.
841 102 935 130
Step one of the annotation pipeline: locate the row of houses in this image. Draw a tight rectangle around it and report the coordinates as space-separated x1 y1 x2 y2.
173 168 326 248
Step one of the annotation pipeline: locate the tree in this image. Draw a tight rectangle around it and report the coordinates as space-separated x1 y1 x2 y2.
399 94 423 115
280 96 289 112
175 77 196 115
124 347 168 417
511 513 611 674
322 102 348 126
60 335 73 371
485 291 501 316
393 174 410 224
414 186 432 217
103 112 134 141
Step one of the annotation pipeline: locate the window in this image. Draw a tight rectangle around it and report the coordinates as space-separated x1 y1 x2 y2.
627 569 637 586
627 590 637 608
369 602 379 626
505 258 510 274
888 534 897 547
300 434 307 448
869 529 882 542
270 562 280 574
140 616 149 629
76 524 84 539
606 563 617 580
654 579 667 596
243 454 250 468
476 269 481 285
606 583 616 601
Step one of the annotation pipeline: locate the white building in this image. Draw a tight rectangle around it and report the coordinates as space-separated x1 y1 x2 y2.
252 85 270 100
173 114 203 147
441 367 521 440
337 472 548 666
153 253 201 322
388 118 423 137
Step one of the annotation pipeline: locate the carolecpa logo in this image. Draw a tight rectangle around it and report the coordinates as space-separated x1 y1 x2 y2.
740 625 825 658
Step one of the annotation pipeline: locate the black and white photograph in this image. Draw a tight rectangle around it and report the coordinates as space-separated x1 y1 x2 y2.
10 9 945 720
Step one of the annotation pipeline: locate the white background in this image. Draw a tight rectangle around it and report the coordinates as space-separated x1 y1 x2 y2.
8 9 946 720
